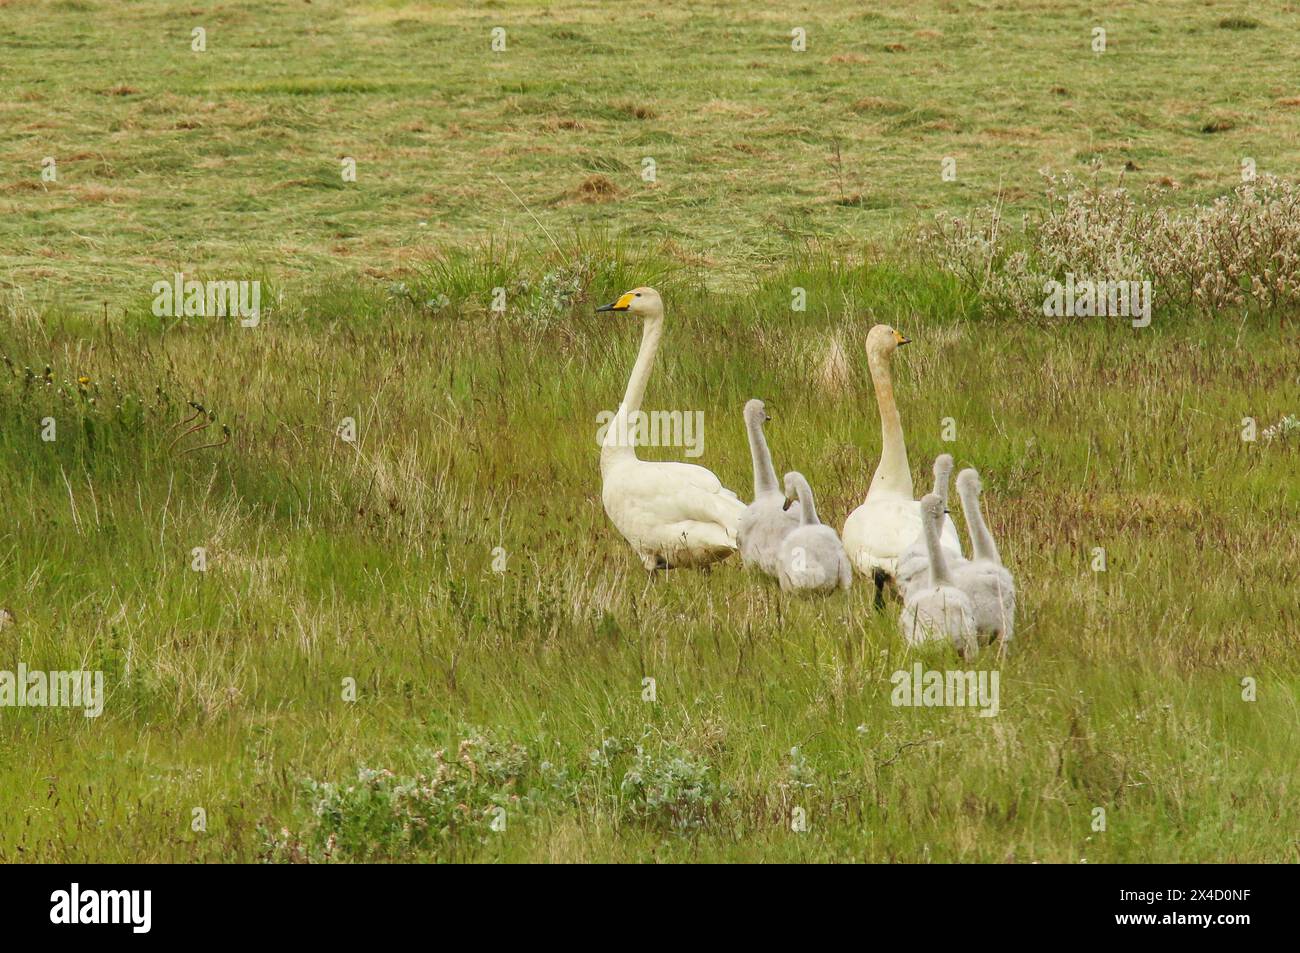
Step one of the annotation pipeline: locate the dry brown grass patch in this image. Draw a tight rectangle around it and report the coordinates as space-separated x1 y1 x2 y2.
544 117 586 131
618 101 656 120
851 96 901 113
570 174 620 203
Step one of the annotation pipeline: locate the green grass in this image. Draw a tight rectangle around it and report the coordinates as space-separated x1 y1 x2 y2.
0 0 1298 863
6 0 1300 300
1 251 1297 861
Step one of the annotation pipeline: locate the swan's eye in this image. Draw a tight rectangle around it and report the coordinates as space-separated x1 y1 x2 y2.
635 293 641 297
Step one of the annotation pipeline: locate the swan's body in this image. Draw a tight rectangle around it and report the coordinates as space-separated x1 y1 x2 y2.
776 472 852 594
952 469 1016 645
899 494 977 659
897 453 959 600
842 325 960 597
598 287 745 570
737 399 800 577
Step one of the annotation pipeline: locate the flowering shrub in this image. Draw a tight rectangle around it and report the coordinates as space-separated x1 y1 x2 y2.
923 169 1300 320
261 727 735 860
619 744 731 834
1262 415 1300 444
260 728 532 862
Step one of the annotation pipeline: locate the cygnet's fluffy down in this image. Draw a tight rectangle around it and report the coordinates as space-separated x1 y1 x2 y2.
899 493 977 658
776 472 852 594
737 399 800 577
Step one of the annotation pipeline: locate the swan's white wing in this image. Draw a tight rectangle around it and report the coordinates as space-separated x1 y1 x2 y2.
605 459 745 542
640 461 742 522
844 496 963 580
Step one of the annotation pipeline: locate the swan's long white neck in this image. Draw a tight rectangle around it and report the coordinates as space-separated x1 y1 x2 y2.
602 312 663 472
792 475 819 526
746 415 779 498
923 506 952 586
867 347 913 498
958 482 1002 565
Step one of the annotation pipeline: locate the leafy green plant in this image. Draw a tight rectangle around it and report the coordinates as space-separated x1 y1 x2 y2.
619 744 731 834
262 728 533 862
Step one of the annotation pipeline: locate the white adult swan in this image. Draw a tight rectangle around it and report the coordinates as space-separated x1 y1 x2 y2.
597 287 745 570
737 399 800 577
841 324 960 603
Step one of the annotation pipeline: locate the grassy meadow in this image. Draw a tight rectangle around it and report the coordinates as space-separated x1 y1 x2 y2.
7 0 1300 298
1 0 1298 862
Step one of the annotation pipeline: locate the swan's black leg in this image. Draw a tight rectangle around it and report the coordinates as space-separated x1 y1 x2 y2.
872 569 887 611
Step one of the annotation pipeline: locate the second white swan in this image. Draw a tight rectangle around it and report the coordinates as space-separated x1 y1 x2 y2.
841 324 960 602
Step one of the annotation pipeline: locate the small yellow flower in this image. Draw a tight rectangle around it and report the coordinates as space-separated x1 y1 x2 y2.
77 376 90 385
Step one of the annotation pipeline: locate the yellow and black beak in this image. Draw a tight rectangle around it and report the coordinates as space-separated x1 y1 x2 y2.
895 330 912 346
596 291 635 313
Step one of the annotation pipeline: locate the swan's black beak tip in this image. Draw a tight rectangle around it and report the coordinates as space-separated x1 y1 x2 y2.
595 303 615 313
782 497 794 511
898 336 912 346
